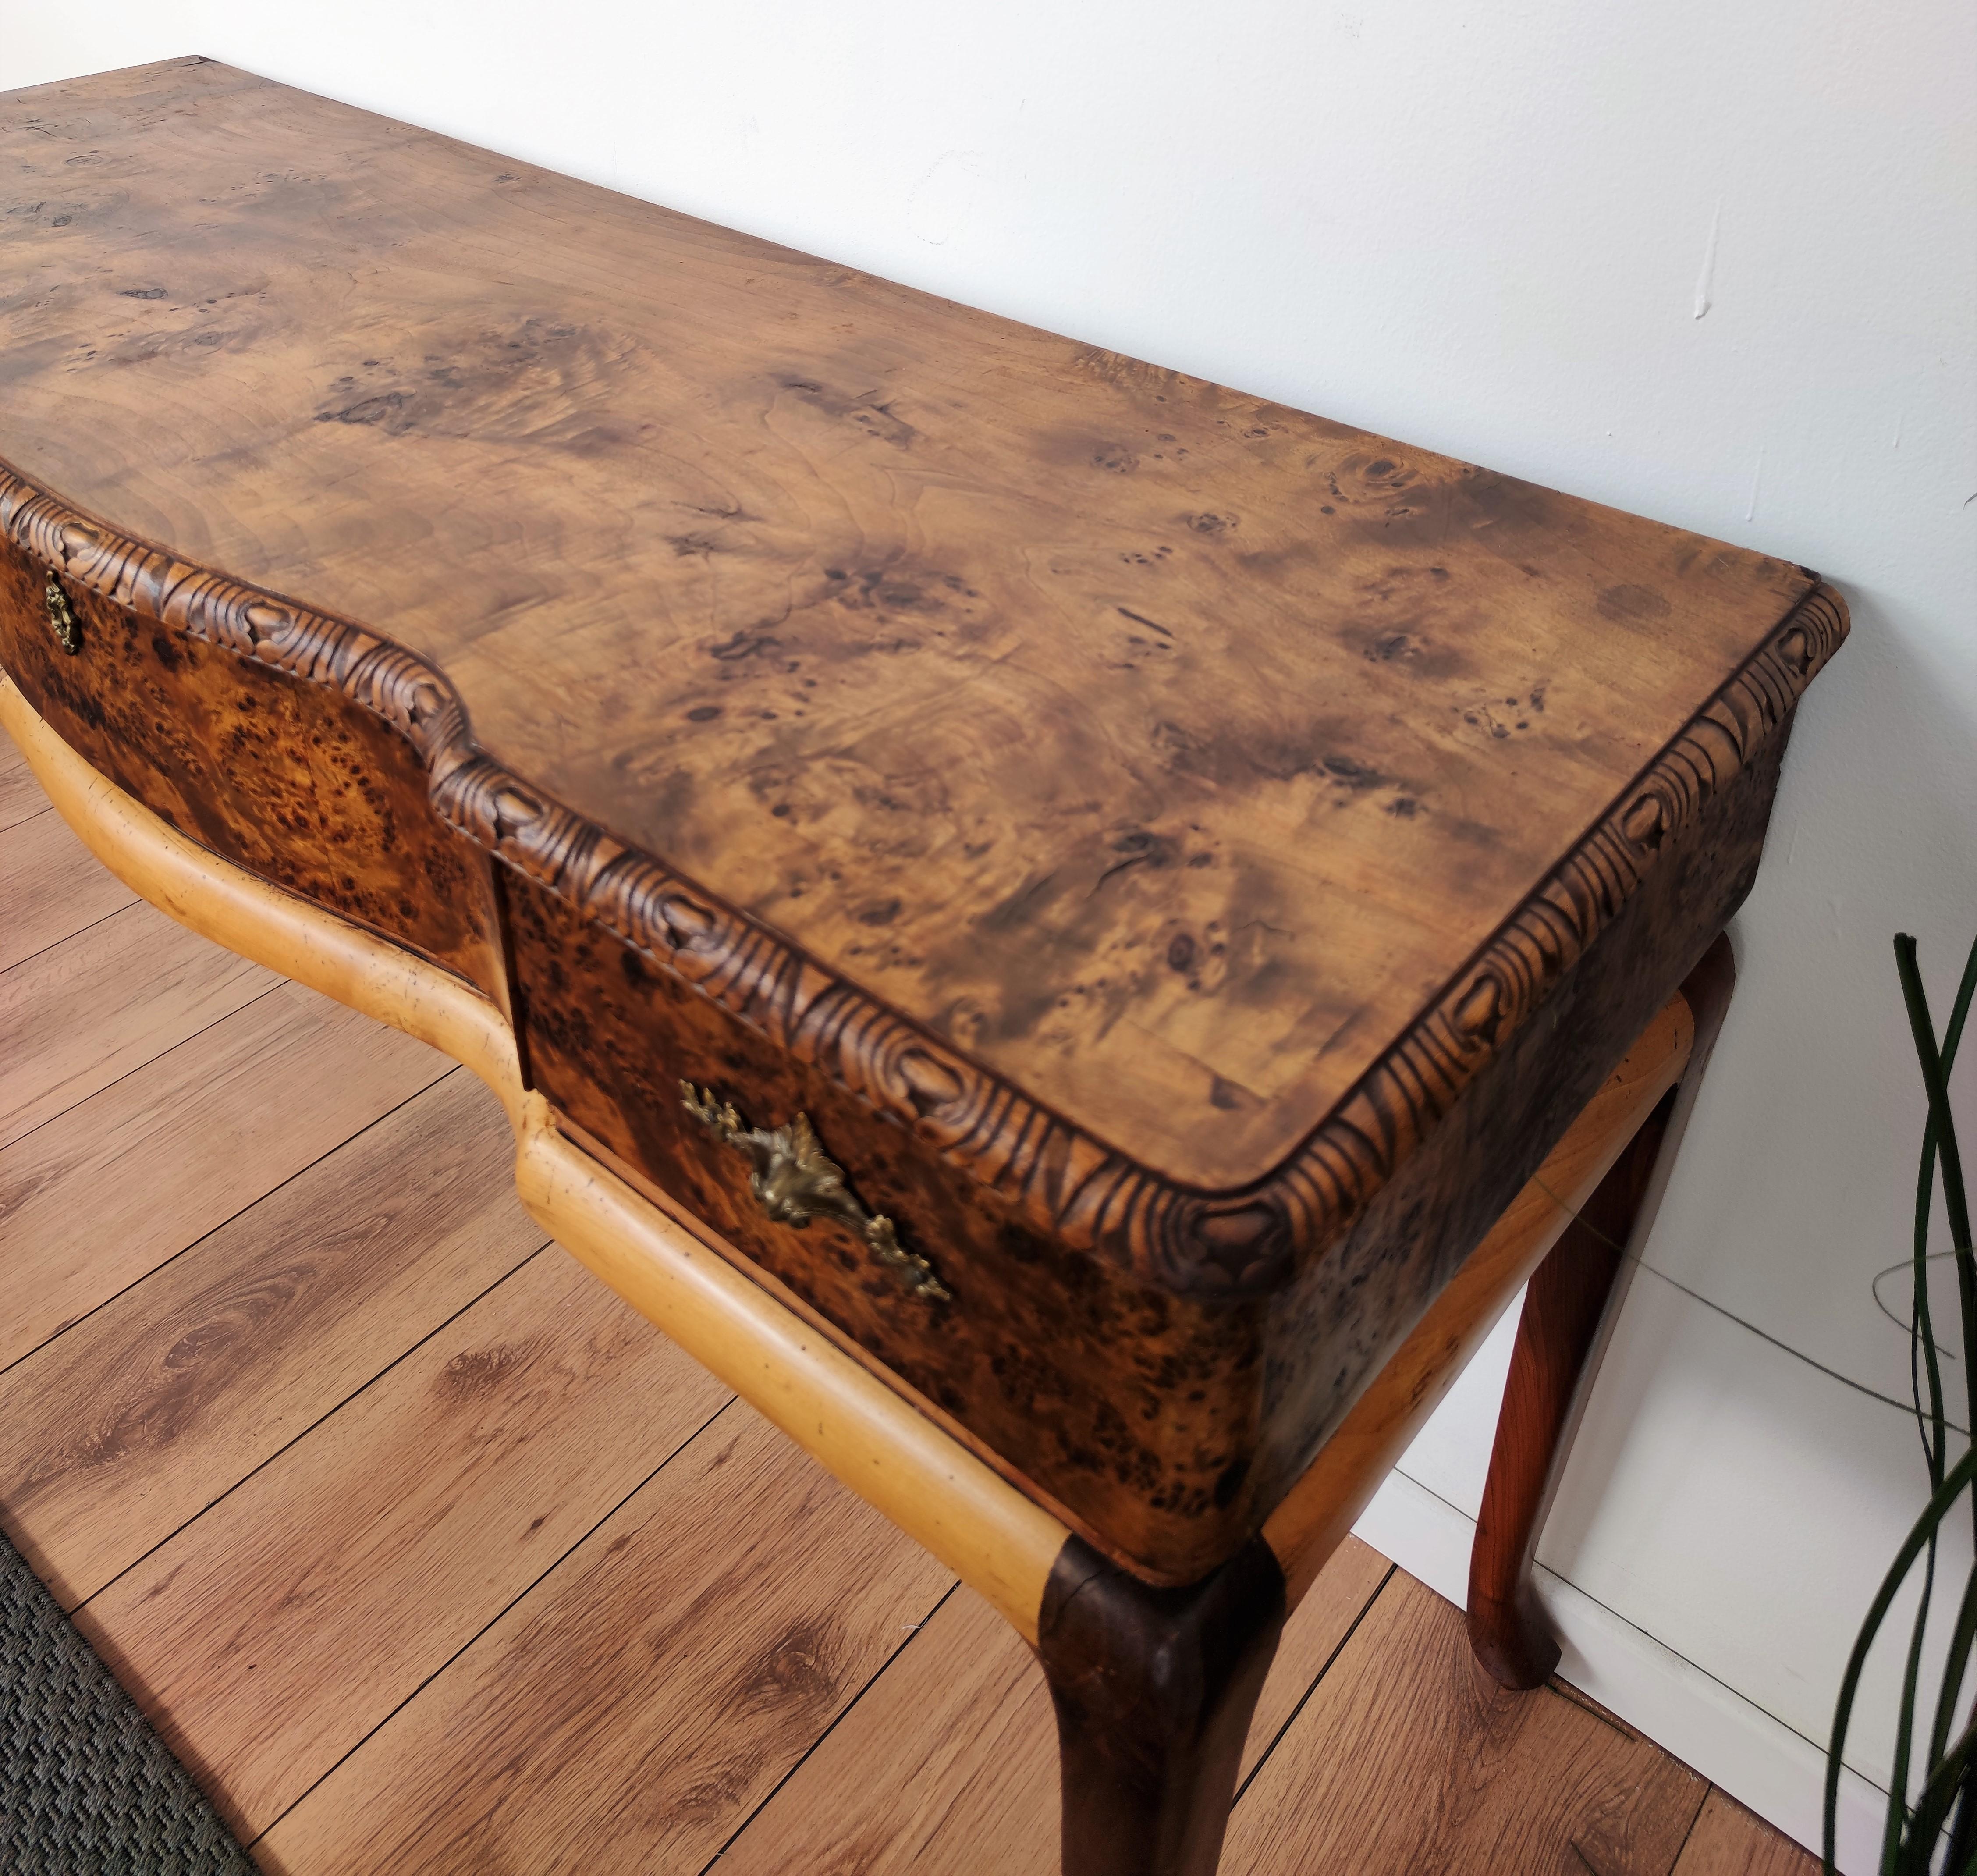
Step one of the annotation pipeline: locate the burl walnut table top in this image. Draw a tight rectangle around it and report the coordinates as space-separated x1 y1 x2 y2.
0 59 1835 1211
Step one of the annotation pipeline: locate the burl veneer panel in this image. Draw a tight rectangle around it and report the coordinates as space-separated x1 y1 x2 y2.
0 534 502 997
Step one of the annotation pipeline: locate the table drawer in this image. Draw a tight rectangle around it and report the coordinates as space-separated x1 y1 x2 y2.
0 533 504 999
501 865 1267 1584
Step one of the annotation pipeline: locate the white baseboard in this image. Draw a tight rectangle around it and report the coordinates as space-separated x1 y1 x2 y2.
1353 1466 1888 1873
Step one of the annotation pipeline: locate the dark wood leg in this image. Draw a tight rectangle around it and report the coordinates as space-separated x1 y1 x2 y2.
1037 1533 1286 1876
1467 935 1737 1688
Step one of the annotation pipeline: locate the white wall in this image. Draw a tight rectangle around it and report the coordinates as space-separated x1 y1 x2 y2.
5 3 1973 1862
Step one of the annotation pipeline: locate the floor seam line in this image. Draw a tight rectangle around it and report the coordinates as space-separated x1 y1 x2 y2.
71 1222 557 1616
1 974 287 1153
1665 1784 1713 1871
0 798 54 835
0 1060 463 1382
697 1576 964 1872
244 1392 744 1848
0 897 137 980
1232 1560 1398 1810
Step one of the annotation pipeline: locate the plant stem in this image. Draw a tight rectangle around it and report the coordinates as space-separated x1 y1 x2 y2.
1832 936 1977 1873
1896 938 1977 1554
1828 1443 1977 1872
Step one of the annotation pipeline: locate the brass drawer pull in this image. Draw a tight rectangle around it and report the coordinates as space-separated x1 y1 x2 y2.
44 573 81 655
681 1082 951 1301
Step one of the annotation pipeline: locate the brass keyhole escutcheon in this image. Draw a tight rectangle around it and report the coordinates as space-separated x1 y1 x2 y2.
44 572 81 655
680 1082 952 1302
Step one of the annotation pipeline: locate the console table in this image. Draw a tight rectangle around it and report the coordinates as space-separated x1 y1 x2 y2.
0 57 1846 1875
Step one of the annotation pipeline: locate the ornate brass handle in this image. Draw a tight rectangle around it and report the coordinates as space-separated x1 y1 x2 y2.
44 573 80 655
680 1082 951 1302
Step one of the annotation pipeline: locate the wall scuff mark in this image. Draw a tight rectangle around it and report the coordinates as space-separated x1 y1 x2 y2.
1693 199 1721 320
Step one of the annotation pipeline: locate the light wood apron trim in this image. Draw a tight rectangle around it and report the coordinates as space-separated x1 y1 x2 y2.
1262 991 1693 1608
510 1089 1068 1638
1 666 1692 1642
0 670 1068 1642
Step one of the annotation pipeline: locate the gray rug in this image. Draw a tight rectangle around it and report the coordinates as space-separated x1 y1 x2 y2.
1 1532 254 1875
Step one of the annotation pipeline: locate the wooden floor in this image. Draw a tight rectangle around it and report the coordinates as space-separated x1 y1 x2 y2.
0 732 1817 1876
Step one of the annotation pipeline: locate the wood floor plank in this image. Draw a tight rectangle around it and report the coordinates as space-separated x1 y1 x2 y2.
1670 1789 1818 1875
723 1582 1054 1876
256 1403 955 1876
0 805 137 971
0 901 277 1149
0 749 44 833
712 1535 1394 1876
78 1248 733 1840
0 1070 543 1609
1221 1572 1708 1876
1242 1538 1394 1780
0 980 449 1371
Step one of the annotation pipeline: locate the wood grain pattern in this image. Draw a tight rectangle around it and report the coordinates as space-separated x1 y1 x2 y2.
1221 1573 1708 1875
78 1248 731 1839
2 668 1827 1876
0 453 1819 1583
721 1582 1064 1876
0 534 506 1000
1670 1790 1818 1876
713 1538 1392 1876
0 798 135 970
0 57 1847 1293
256 1403 955 1875
473 579 1839 1307
0 1070 543 1607
0 899 275 1150
1247 699 1786 1546
0 444 1847 1305
3 650 1716 1601
1240 1538 1394 1782
0 54 1852 1587
0 979 447 1369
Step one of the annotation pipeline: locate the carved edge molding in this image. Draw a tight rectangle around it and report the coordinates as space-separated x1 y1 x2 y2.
0 460 1849 1300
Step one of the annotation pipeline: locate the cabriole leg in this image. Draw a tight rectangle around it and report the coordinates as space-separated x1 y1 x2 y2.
1037 1534 1286 1876
1467 935 1736 1689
